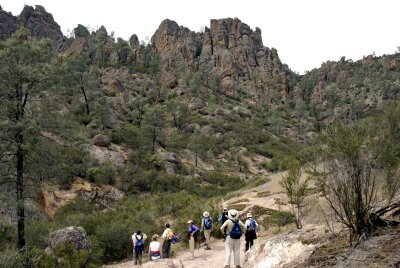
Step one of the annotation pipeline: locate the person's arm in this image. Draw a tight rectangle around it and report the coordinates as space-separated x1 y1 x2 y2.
220 220 228 231
244 219 250 231
200 218 204 232
143 234 148 241
239 221 246 233
132 234 136 245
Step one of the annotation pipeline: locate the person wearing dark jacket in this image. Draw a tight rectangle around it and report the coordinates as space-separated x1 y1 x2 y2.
244 213 258 251
218 207 229 241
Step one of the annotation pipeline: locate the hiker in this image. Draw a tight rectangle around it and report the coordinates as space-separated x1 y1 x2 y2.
201 211 213 250
220 209 246 268
161 223 173 258
218 207 229 241
187 219 200 260
149 234 161 261
244 212 258 251
132 230 147 265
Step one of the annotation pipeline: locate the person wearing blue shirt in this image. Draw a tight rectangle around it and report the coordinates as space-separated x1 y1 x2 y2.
187 219 200 260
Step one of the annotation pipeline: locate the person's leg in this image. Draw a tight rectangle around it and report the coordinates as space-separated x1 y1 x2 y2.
138 251 143 265
233 238 241 266
204 230 211 249
134 251 139 265
249 238 254 249
225 240 233 267
245 239 250 251
189 236 195 258
162 240 169 258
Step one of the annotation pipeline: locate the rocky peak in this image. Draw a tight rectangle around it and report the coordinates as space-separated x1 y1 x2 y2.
0 5 62 41
19 5 63 41
152 17 290 96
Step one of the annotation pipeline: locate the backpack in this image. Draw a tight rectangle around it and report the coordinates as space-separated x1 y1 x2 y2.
204 217 213 230
134 235 144 252
247 218 257 231
171 235 179 244
229 219 242 239
167 228 174 240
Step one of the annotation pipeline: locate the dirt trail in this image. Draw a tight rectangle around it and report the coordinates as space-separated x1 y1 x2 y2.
104 171 286 268
103 238 246 268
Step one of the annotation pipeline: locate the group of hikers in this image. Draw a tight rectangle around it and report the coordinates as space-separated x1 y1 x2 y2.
131 207 259 267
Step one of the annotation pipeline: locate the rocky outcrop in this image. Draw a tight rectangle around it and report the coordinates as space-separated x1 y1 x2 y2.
39 178 124 220
151 18 291 98
0 8 19 39
47 226 91 251
0 5 62 41
92 134 111 147
19 5 63 41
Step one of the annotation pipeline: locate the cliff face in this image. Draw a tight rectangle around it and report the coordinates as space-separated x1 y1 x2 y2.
152 18 285 72
152 18 291 96
0 5 62 41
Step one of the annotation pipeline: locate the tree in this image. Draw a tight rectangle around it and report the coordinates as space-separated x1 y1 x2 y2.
166 100 189 130
141 107 165 153
60 54 100 116
127 96 147 126
93 96 111 130
279 157 309 229
0 30 56 249
311 123 386 244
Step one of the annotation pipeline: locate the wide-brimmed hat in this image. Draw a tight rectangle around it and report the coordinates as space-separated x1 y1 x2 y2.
228 209 239 220
203 211 210 217
247 213 253 218
187 219 193 224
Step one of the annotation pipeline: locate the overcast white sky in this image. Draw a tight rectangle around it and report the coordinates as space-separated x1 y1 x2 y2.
2 0 400 74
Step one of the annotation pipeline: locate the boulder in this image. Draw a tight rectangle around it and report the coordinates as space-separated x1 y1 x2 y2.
47 226 91 252
182 123 200 134
92 134 111 147
160 72 178 89
188 98 205 111
221 76 236 95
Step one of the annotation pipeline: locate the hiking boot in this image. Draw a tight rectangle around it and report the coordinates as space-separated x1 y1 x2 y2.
205 246 211 250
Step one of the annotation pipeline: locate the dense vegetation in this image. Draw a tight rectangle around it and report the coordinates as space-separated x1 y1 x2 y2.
0 22 400 267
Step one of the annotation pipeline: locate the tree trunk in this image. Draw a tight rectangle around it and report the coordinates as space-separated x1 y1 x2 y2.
80 77 90 115
16 131 25 249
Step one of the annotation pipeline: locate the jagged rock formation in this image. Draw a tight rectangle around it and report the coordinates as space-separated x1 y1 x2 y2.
0 5 62 41
0 8 19 39
152 18 291 96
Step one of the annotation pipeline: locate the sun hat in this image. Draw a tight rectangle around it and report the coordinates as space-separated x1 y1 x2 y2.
203 211 210 217
228 209 239 220
187 219 193 224
247 213 252 218
223 207 228 211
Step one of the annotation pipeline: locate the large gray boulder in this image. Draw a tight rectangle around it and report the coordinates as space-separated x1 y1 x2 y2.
47 226 91 252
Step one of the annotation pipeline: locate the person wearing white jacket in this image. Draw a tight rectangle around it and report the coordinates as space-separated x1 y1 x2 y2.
244 212 258 251
132 230 147 265
220 209 245 268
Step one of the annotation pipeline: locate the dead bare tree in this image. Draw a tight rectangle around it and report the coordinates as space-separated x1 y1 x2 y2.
312 123 400 245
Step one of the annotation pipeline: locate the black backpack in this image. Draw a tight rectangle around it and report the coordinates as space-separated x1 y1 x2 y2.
229 219 242 239
135 235 144 252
